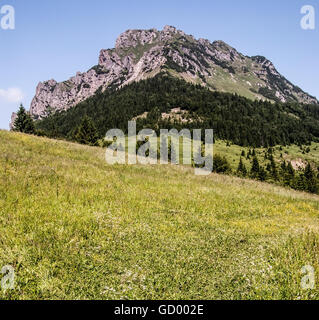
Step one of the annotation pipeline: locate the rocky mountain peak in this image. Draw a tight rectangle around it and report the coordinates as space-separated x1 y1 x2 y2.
115 28 158 49
23 25 318 123
163 25 177 33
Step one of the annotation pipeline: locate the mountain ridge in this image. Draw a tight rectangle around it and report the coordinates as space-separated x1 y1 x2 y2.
35 73 319 148
25 25 318 122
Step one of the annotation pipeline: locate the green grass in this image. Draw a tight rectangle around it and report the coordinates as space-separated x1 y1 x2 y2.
0 130 319 300
213 140 319 171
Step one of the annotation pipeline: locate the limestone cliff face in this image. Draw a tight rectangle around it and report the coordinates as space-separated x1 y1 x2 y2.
28 25 318 120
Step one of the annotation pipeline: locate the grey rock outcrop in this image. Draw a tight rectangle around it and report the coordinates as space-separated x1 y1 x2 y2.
27 25 318 121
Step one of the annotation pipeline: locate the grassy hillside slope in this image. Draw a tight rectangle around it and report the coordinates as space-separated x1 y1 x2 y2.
213 140 319 171
0 130 319 300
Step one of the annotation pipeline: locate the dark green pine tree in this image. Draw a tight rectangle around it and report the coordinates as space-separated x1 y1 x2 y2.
295 174 307 191
266 163 271 172
287 162 295 177
250 156 260 179
281 161 287 172
258 166 267 181
269 154 279 181
284 162 295 186
304 163 314 180
237 157 247 177
213 154 231 174
304 163 318 194
74 116 99 146
13 105 35 134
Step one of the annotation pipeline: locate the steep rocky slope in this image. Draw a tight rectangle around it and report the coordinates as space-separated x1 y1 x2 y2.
28 25 318 120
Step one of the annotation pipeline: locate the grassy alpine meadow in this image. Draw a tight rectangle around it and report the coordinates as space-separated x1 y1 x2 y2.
0 130 319 300
212 140 319 171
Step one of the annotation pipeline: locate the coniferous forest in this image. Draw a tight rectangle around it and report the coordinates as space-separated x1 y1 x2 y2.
35 73 319 148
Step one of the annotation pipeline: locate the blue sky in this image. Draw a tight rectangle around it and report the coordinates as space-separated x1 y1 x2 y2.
0 0 318 129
